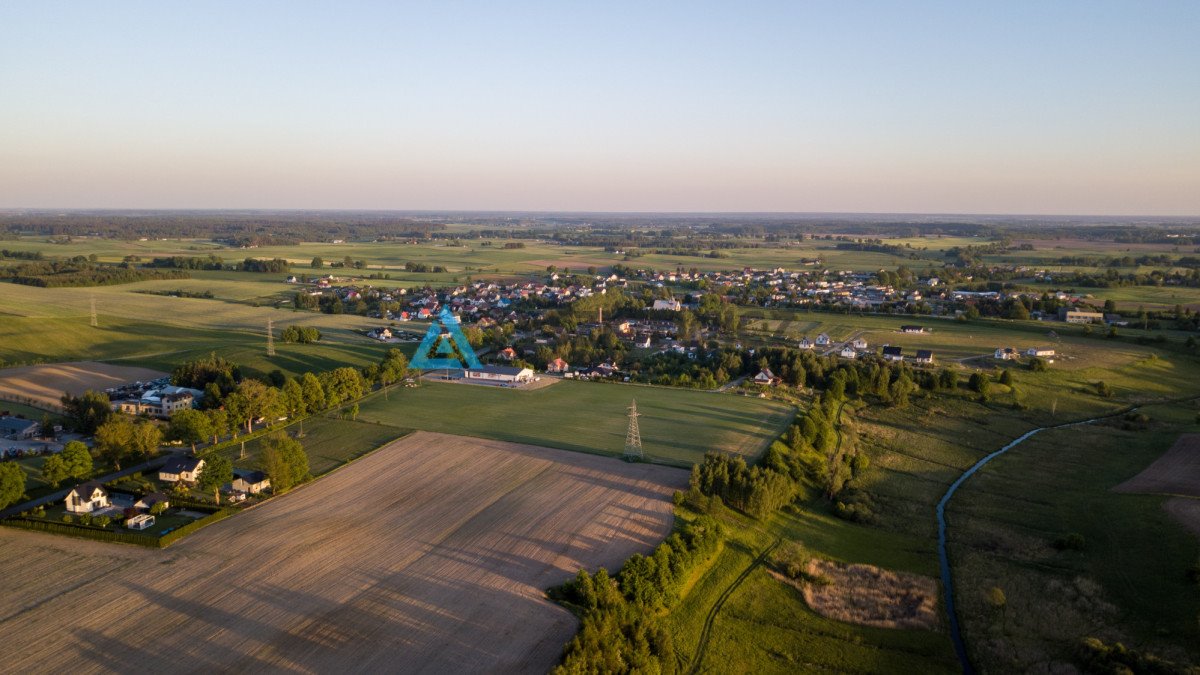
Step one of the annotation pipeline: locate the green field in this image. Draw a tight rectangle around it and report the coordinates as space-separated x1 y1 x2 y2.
950 402 1200 670
354 379 794 466
222 415 407 477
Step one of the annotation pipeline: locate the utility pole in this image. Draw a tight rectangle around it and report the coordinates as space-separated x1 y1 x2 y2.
90 297 98 328
266 319 275 357
623 399 643 462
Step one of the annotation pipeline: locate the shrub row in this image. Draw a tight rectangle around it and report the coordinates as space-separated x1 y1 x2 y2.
2 506 236 548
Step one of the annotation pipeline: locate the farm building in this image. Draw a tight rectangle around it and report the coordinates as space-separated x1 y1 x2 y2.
160 456 206 484
463 365 534 384
882 345 903 362
1058 308 1104 324
1026 347 1055 357
0 416 39 439
65 481 110 514
899 325 927 334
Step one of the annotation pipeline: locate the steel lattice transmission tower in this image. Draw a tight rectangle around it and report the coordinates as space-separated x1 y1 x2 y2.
623 399 643 462
266 319 275 357
90 296 98 328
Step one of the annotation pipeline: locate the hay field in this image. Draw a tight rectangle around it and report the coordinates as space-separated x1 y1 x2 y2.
1114 434 1200 497
0 361 167 409
0 431 687 674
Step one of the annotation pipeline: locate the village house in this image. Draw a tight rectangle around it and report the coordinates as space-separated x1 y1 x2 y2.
368 327 393 341
135 492 170 511
798 337 814 349
652 298 683 311
65 481 110 514
497 347 517 361
1026 347 1056 358
851 338 869 350
815 333 831 346
838 346 858 359
232 469 271 494
882 345 903 362
546 357 570 374
994 347 1019 360
753 368 780 385
159 456 206 484
114 385 203 419
914 349 935 365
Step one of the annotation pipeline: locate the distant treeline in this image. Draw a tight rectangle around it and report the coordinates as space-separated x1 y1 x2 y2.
148 255 290 273
0 212 446 243
0 248 44 261
4 259 190 287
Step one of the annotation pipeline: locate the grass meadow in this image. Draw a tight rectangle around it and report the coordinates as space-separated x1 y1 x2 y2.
355 379 795 466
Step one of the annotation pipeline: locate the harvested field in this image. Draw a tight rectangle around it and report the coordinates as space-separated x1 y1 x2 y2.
1114 434 1200 497
0 361 167 409
798 559 939 630
0 431 688 674
1163 498 1200 540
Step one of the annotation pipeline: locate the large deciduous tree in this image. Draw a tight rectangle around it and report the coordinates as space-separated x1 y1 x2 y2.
169 409 212 452
0 462 26 510
198 454 233 505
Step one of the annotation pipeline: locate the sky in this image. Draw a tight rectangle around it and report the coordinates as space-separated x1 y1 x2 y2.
1 1 1197 215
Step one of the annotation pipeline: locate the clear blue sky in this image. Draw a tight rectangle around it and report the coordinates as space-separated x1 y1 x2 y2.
1 1 1197 214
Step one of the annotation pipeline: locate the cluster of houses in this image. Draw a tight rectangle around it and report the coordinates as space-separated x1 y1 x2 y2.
60 456 271 533
994 346 1056 361
107 378 205 419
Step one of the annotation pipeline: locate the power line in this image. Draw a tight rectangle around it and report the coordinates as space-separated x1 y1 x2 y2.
623 398 643 462
266 319 275 357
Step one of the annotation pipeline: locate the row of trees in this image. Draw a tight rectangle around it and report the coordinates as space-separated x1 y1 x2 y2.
281 326 321 343
550 517 722 673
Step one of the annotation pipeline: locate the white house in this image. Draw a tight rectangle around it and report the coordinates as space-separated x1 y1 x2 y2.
852 338 868 350
882 345 904 362
159 456 206 484
546 357 570 374
815 333 831 346
914 349 935 365
798 337 814 350
1026 347 1056 357
652 298 682 311
839 346 858 359
65 481 110 514
994 347 1019 360
753 368 780 385
232 470 271 494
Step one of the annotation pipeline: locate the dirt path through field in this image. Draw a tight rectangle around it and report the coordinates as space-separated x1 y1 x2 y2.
0 361 167 409
0 431 688 674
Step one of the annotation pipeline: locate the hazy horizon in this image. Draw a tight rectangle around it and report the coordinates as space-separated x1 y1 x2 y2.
2 2 1198 215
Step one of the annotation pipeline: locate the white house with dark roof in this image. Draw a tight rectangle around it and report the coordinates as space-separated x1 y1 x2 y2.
159 456 205 484
65 481 110 514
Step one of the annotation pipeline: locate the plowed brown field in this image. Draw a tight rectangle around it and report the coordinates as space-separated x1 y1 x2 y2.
0 361 167 409
1114 434 1200 497
0 431 687 673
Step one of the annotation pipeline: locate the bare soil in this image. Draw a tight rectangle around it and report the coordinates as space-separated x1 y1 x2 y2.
1114 434 1200 497
1163 498 1200 540
0 431 687 674
0 361 168 409
798 559 939 631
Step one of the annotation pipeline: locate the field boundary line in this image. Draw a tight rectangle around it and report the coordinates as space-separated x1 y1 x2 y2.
686 537 781 675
